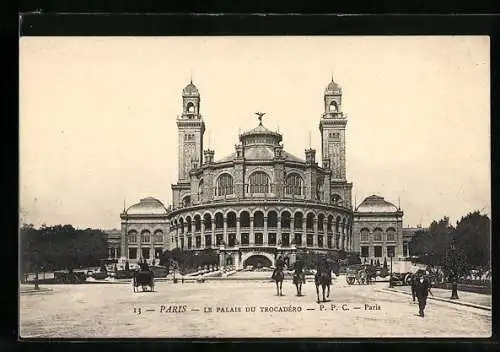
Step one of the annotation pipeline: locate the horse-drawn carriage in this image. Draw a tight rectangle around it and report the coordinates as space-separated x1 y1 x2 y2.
345 264 375 285
132 269 155 292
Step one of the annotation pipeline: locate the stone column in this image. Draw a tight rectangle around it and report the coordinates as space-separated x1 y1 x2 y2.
291 220 296 246
263 216 268 246
236 217 241 245
277 216 282 246
150 234 154 261
250 217 254 245
313 218 318 247
121 221 127 261
211 221 216 247
302 220 306 248
137 231 142 261
201 220 205 246
340 225 344 250
223 217 228 247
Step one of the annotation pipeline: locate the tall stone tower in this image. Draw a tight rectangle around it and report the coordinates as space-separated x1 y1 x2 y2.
177 81 205 183
320 78 346 180
319 77 352 208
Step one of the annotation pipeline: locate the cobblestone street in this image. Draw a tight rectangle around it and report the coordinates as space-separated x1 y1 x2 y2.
20 278 491 338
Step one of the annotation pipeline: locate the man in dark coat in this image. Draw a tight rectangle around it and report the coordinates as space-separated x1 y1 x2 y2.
414 273 431 317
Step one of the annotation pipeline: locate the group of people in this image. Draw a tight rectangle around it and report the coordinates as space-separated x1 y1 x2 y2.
138 258 150 272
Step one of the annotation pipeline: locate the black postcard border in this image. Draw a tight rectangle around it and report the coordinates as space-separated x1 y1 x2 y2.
7 11 500 351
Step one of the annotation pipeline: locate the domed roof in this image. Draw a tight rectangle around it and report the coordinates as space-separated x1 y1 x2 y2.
325 78 342 94
356 195 399 213
239 121 283 145
126 197 168 215
182 81 200 96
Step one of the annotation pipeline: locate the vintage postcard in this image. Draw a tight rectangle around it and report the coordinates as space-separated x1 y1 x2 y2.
19 36 491 338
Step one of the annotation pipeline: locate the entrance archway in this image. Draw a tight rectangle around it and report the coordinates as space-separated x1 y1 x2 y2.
243 255 272 268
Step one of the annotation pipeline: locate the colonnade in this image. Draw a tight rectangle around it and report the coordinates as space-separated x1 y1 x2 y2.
170 209 353 252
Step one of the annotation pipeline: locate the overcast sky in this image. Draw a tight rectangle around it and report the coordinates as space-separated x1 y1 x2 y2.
20 36 490 230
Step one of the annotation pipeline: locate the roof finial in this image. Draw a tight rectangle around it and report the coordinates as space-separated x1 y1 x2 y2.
331 71 334 82
255 112 265 126
190 70 193 84
398 196 401 210
123 198 126 212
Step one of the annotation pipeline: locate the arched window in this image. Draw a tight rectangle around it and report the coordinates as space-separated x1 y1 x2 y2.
203 214 212 229
128 230 137 244
141 230 151 243
249 171 270 194
373 228 383 241
318 214 325 232
240 211 250 228
285 173 303 195
329 101 338 112
179 218 184 234
187 102 195 113
281 211 291 228
360 228 369 242
306 213 315 230
154 230 163 243
227 212 237 228
215 213 224 229
327 215 334 233
254 211 264 228
386 227 396 241
294 212 303 229
332 194 342 204
182 196 191 207
268 211 278 228
216 173 234 196
194 215 201 232
198 179 204 198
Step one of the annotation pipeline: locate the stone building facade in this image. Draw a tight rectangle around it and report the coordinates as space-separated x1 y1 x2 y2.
119 78 355 267
119 197 170 263
352 195 404 263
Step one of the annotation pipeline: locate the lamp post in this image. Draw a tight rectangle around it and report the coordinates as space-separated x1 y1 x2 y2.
389 255 393 288
449 241 460 300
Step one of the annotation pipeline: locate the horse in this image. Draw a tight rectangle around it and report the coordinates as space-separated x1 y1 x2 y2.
272 267 285 296
315 267 332 303
293 269 306 296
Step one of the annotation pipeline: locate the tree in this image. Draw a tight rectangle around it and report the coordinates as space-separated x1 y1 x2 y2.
20 224 108 273
452 211 490 268
408 216 455 266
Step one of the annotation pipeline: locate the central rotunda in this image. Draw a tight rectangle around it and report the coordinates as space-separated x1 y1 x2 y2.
167 78 353 268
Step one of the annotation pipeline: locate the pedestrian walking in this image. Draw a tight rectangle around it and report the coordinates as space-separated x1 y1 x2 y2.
410 273 417 303
414 273 431 317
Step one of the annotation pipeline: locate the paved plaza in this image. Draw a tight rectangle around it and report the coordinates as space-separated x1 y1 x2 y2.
20 278 491 338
